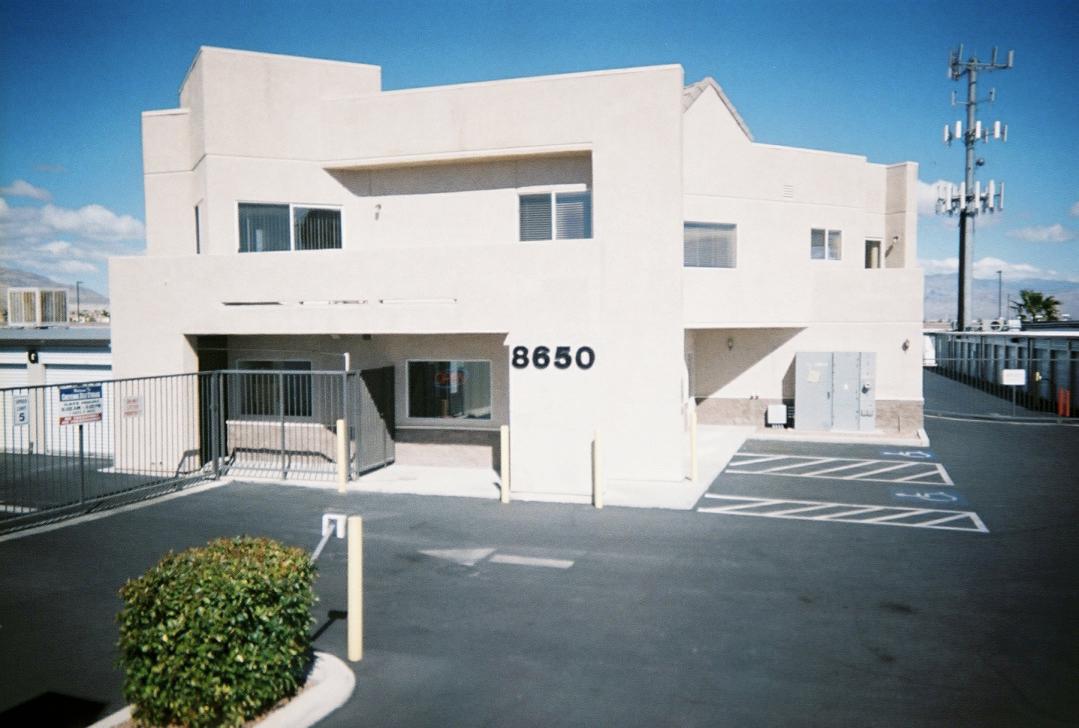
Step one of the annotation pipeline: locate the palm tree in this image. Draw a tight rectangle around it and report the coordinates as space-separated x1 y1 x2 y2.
1011 289 1062 322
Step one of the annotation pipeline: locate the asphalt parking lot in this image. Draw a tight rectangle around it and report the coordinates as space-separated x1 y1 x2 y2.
1 414 1077 727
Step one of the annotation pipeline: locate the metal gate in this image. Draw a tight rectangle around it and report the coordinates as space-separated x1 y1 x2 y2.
211 368 395 481
1 367 397 533
1 372 213 533
356 366 395 474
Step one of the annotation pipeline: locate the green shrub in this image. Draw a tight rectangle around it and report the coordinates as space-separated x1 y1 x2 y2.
117 536 316 727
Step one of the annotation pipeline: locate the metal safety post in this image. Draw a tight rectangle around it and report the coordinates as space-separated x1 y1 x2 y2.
347 515 363 662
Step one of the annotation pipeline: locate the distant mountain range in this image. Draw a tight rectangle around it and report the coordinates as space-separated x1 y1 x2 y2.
923 274 1078 323
0 266 108 316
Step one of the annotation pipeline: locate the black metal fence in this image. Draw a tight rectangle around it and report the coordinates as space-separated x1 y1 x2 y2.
1 368 396 533
924 357 1076 420
0 372 211 533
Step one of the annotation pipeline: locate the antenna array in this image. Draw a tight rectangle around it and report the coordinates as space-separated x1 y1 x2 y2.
935 45 1014 331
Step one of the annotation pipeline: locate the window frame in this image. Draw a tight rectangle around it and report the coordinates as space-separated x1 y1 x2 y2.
404 358 494 423
517 184 593 242
683 221 738 268
810 228 843 261
237 201 343 253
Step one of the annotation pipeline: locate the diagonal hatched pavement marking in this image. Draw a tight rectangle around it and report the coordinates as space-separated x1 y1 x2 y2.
726 452 954 486
698 494 988 533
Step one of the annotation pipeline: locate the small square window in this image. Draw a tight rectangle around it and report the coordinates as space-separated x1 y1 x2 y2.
811 228 841 260
684 222 736 268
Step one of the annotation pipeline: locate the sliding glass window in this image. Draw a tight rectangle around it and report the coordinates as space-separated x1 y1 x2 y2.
239 203 341 253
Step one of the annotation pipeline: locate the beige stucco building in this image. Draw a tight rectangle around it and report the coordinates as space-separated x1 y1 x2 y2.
111 47 923 497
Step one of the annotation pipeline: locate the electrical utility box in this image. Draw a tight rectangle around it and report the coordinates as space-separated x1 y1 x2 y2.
794 352 876 432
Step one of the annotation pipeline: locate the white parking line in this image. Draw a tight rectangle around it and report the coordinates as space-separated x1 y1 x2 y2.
842 462 917 479
699 494 988 533
489 554 575 569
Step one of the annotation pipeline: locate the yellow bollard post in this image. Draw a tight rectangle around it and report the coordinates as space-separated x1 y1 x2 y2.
499 425 510 503
347 515 363 662
592 429 603 509
690 410 698 482
336 419 348 494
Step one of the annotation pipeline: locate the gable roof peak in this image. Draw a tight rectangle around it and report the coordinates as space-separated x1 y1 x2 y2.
682 76 754 141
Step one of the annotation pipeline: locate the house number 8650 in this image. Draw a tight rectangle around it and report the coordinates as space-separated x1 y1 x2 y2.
511 346 595 370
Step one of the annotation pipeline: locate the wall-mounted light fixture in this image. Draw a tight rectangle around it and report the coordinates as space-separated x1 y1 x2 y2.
374 204 382 221
727 337 734 351
902 338 911 351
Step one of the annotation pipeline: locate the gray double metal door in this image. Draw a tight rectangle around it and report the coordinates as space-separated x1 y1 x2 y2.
795 352 876 431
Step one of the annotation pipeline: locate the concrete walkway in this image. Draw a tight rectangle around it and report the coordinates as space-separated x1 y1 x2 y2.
230 423 926 510
233 425 756 510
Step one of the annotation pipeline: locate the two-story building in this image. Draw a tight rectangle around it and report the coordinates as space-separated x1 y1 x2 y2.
111 47 923 497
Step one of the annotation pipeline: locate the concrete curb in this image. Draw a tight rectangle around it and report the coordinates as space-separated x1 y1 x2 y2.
88 651 355 728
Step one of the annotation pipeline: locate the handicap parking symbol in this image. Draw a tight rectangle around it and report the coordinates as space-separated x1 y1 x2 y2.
881 450 934 459
890 488 967 506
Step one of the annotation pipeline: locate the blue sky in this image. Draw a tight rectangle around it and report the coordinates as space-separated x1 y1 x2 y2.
2 0 1077 298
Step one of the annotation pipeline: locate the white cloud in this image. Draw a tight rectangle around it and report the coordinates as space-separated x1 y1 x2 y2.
38 240 76 256
57 259 99 274
0 179 51 201
39 203 144 241
0 200 144 247
1007 224 1074 243
919 256 959 276
917 179 949 217
920 255 1079 282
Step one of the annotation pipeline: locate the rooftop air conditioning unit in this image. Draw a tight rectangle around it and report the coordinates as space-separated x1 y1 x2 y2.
7 288 68 326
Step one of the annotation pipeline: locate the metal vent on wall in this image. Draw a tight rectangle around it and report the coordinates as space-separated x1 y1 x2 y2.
782 184 795 199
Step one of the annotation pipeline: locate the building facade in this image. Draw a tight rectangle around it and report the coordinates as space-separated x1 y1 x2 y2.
111 48 923 497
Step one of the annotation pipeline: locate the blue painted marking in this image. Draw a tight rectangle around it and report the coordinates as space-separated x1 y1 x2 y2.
890 487 967 506
880 450 934 460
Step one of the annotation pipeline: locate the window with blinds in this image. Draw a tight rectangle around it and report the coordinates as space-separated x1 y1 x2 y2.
519 190 592 241
684 222 737 268
811 228 842 260
519 194 552 241
294 207 342 250
239 203 341 253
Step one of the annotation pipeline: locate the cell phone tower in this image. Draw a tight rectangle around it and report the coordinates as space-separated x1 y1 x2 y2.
935 45 1013 331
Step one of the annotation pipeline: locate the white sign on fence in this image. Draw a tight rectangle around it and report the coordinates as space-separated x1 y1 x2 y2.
1001 369 1026 387
122 395 142 417
13 395 29 426
59 384 103 426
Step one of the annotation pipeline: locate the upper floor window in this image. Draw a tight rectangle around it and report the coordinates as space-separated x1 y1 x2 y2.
811 228 842 260
239 203 341 253
519 190 592 241
684 222 737 268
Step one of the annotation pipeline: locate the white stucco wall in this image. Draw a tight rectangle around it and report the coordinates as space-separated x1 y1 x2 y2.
122 49 686 493
681 82 923 410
